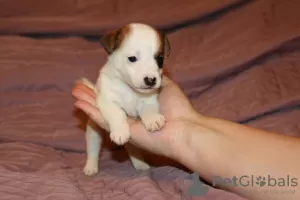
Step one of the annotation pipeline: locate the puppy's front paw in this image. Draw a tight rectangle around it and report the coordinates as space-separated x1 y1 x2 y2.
110 127 131 145
142 114 166 132
83 160 98 176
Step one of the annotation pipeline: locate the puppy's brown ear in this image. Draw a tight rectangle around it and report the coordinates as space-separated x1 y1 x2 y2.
163 35 171 58
100 26 130 54
100 30 120 54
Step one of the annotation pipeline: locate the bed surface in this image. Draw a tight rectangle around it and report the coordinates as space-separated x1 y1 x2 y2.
1 0 300 199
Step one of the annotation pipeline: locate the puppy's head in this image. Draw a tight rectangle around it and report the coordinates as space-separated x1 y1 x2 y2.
100 23 170 93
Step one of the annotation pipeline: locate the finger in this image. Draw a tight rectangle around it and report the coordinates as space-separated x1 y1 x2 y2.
73 83 96 98
72 88 97 106
74 100 108 130
76 78 96 91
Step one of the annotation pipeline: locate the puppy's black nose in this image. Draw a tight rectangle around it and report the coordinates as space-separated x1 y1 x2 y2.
144 76 156 87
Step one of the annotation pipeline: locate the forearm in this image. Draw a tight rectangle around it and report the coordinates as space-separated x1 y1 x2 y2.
176 115 300 200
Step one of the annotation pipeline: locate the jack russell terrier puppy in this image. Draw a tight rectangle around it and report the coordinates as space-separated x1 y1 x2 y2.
79 23 171 176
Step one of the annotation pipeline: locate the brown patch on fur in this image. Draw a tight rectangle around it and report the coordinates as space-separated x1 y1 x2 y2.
155 30 171 58
100 25 131 54
153 29 171 68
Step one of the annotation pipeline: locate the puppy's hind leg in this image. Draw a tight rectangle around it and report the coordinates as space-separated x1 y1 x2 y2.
125 143 150 171
83 119 102 176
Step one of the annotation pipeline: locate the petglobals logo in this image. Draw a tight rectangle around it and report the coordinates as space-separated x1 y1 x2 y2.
212 175 298 188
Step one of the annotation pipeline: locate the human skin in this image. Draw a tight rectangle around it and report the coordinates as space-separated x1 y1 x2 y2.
72 76 300 200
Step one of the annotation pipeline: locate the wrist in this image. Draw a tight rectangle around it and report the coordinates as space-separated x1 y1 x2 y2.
173 114 235 183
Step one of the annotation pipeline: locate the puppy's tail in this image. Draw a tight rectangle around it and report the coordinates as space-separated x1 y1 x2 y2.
76 77 96 92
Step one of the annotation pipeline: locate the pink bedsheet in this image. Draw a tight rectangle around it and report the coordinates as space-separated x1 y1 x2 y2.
0 0 300 199
0 0 240 34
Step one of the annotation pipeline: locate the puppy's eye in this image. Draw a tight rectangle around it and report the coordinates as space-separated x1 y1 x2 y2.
156 56 164 68
128 56 137 63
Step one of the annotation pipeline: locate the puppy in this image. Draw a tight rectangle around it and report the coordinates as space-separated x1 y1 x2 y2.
80 23 171 176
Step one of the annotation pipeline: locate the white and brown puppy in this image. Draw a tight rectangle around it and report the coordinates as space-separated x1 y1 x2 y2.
80 23 171 176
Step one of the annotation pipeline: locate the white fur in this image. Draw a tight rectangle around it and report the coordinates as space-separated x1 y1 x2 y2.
82 23 166 176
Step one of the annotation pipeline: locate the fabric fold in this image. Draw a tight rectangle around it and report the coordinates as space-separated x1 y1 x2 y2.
167 0 300 90
0 0 241 35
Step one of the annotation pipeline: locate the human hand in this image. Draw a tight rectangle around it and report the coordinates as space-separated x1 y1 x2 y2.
72 75 202 159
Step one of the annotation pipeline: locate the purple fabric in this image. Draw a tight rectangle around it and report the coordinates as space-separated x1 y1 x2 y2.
167 0 300 88
0 0 240 34
0 0 300 199
0 142 241 200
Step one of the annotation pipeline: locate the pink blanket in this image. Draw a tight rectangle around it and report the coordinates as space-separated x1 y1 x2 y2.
0 0 300 199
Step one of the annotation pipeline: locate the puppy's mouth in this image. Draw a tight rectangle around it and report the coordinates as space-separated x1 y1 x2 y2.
140 86 155 90
134 86 159 94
